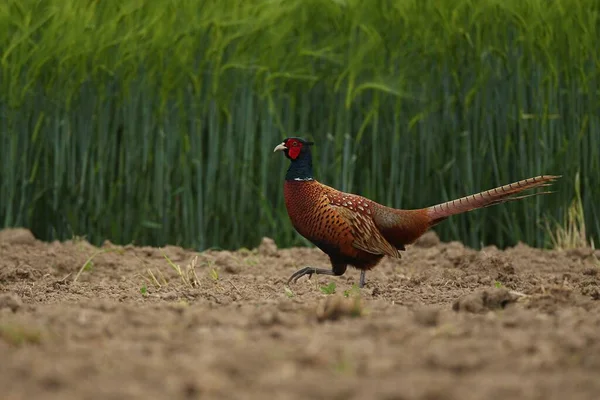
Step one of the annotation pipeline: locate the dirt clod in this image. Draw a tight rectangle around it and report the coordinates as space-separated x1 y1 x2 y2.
224 263 241 274
452 287 519 313
258 237 278 256
315 295 362 322
213 252 241 274
0 293 22 312
588 287 600 300
566 247 595 259
525 286 594 313
413 306 441 326
0 228 36 245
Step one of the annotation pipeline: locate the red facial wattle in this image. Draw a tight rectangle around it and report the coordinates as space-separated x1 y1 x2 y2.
287 141 302 159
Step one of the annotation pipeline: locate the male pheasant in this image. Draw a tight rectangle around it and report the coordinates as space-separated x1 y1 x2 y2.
274 137 560 288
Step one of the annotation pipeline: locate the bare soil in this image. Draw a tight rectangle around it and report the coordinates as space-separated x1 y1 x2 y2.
2 227 600 400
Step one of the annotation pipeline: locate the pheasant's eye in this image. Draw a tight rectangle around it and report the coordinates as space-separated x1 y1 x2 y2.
292 141 298 147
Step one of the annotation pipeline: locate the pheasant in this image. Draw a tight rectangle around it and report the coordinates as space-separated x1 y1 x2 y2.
274 137 560 288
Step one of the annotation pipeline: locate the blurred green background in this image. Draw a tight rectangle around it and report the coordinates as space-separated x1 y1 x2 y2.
1 0 598 251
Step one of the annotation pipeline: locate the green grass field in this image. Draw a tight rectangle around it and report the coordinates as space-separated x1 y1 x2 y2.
0 0 598 251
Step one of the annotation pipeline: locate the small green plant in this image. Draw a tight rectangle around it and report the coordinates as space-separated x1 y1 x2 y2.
140 285 148 296
284 286 295 298
333 357 353 374
73 247 122 283
209 267 219 281
343 284 361 297
494 281 503 288
244 257 259 267
320 282 336 295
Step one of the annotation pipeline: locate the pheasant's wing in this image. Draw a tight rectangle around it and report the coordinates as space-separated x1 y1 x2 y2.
331 205 401 259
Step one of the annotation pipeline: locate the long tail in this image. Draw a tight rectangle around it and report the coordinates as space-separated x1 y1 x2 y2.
426 175 561 226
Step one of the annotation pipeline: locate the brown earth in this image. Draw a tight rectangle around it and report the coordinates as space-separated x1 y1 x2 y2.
1 227 600 400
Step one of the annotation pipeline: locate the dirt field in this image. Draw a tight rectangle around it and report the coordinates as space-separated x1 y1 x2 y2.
1 227 600 400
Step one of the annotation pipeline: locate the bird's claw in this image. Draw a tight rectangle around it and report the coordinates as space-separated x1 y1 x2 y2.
287 267 314 285
287 266 335 285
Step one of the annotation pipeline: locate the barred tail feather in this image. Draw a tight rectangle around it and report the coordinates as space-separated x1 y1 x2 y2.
426 175 561 226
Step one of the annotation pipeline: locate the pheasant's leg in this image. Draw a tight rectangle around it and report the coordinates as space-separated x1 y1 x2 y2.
359 270 366 288
287 267 334 285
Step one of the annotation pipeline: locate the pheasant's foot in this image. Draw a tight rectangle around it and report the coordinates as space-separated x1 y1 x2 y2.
287 267 335 285
359 270 366 288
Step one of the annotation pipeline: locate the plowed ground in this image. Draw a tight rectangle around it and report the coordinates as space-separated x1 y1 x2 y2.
2 228 600 400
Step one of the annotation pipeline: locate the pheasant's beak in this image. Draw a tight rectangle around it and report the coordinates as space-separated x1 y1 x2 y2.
273 143 287 153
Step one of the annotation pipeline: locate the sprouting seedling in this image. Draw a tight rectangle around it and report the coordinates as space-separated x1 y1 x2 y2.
320 282 336 295
140 285 148 296
284 286 295 298
209 267 219 281
73 247 122 283
494 281 503 288
343 283 361 298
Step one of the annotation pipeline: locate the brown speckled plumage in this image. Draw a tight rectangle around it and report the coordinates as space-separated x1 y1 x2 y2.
284 180 429 268
274 137 560 288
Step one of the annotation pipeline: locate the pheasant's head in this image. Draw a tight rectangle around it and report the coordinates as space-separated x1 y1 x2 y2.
273 137 314 161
